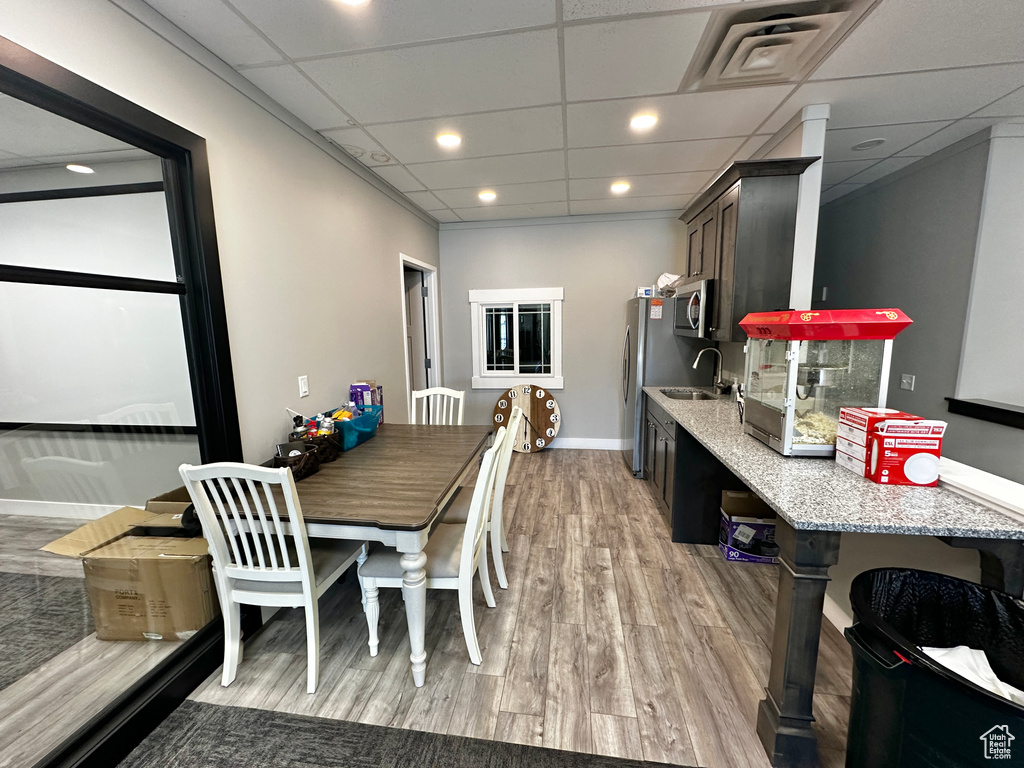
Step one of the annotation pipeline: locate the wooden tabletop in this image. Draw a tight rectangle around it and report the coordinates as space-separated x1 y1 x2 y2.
292 423 492 530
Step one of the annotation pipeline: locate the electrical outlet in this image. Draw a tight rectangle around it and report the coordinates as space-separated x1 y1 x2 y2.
298 375 309 398
900 373 915 391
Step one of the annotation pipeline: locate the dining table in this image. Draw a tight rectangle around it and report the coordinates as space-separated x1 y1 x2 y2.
293 423 492 687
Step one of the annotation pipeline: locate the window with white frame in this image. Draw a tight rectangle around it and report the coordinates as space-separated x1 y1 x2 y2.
469 288 563 389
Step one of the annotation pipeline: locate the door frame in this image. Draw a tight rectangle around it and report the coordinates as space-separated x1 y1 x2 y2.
398 253 440 422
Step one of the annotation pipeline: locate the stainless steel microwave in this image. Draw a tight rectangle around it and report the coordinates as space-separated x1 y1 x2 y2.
673 279 713 338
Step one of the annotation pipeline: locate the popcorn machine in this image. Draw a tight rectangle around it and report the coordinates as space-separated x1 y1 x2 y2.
739 309 913 457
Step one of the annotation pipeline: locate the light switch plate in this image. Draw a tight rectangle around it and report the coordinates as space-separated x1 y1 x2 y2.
298 375 309 398
900 373 915 391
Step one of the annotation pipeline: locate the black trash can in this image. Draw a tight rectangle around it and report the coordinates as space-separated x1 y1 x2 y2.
845 568 1024 768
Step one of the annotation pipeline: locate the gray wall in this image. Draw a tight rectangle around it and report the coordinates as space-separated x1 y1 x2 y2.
814 131 1024 484
439 213 686 442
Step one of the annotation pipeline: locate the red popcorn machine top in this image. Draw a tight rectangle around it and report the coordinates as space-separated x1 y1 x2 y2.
739 309 913 457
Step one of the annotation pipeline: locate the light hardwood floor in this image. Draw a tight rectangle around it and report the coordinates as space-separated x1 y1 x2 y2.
188 449 853 767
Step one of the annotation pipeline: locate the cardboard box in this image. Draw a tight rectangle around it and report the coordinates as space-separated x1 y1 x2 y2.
839 407 920 432
835 447 867 477
42 505 219 641
836 435 867 462
144 486 193 516
837 421 870 447
83 536 218 641
718 491 779 564
866 433 943 486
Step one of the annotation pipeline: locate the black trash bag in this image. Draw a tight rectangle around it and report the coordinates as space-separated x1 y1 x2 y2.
851 568 1024 692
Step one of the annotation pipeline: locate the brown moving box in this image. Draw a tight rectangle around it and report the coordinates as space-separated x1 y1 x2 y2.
83 536 217 641
144 486 193 516
41 500 219 641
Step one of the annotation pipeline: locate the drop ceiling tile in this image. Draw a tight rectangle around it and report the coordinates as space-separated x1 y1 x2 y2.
242 65 350 130
895 118 1003 158
570 195 690 214
562 0 739 22
568 138 744 178
406 150 565 189
569 171 709 200
431 209 464 223
563 13 710 101
821 159 878 187
142 0 283 66
453 202 568 221
762 63 1024 134
365 106 563 164
371 165 427 192
298 30 561 124
0 152 40 170
567 87 793 148
322 126 397 164
973 86 1024 118
433 180 566 209
402 190 447 210
230 0 554 58
811 0 1024 80
824 122 952 162
843 156 920 186
820 184 866 205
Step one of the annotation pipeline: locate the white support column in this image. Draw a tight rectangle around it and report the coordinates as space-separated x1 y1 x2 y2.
790 104 830 310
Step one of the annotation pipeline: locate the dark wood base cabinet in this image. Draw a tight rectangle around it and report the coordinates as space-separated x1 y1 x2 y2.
644 397 745 544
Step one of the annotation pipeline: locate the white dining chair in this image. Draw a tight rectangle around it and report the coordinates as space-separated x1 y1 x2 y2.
438 406 521 589
357 427 503 665
178 462 368 694
411 386 465 425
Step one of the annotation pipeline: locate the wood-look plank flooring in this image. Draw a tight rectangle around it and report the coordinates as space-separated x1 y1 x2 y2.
0 513 182 767
188 450 853 767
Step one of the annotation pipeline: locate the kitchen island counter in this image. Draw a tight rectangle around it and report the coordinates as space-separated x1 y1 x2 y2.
643 386 1024 539
643 385 1024 768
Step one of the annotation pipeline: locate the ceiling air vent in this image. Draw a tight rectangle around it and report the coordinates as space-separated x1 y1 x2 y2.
680 0 875 91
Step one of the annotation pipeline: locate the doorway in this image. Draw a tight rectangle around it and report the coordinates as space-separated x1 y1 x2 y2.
399 254 439 421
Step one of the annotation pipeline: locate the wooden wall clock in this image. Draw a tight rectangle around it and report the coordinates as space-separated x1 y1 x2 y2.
492 385 561 452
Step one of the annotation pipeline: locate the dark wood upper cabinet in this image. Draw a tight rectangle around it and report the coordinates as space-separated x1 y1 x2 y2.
679 158 818 342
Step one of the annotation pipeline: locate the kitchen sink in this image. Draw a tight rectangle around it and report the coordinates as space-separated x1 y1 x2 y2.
660 389 718 401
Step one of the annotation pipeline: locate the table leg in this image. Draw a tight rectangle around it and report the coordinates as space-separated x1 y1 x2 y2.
757 520 841 768
400 549 428 687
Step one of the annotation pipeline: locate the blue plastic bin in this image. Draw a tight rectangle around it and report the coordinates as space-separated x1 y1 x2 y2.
337 405 382 451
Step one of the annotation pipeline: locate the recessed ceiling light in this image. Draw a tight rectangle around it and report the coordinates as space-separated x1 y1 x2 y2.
370 151 391 163
66 164 94 174
478 190 497 202
336 0 370 6
851 138 886 151
610 181 630 194
436 133 462 148
630 113 658 131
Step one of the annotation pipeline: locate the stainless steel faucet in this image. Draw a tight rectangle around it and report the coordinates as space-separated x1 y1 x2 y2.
693 347 728 393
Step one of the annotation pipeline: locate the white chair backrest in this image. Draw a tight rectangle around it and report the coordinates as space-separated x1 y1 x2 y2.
459 427 503 576
179 462 313 586
411 387 465 426
496 407 522 494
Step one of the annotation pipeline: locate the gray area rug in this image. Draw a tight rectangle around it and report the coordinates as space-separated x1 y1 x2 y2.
120 700 698 768
0 571 93 691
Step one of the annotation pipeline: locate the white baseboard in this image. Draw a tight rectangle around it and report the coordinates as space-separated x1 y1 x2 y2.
0 499 122 520
548 437 625 450
822 593 853 632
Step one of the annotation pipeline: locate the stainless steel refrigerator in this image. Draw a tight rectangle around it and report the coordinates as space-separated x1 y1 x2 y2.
621 297 710 477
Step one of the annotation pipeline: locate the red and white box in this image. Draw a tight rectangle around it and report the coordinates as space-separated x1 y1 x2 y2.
835 448 866 477
866 431 945 486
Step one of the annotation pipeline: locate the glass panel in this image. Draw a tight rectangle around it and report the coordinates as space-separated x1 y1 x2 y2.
745 338 789 414
485 306 514 371
0 282 198 505
792 339 885 446
518 303 551 374
0 95 171 280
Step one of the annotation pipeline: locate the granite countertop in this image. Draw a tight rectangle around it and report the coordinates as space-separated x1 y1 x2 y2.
643 386 1024 539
